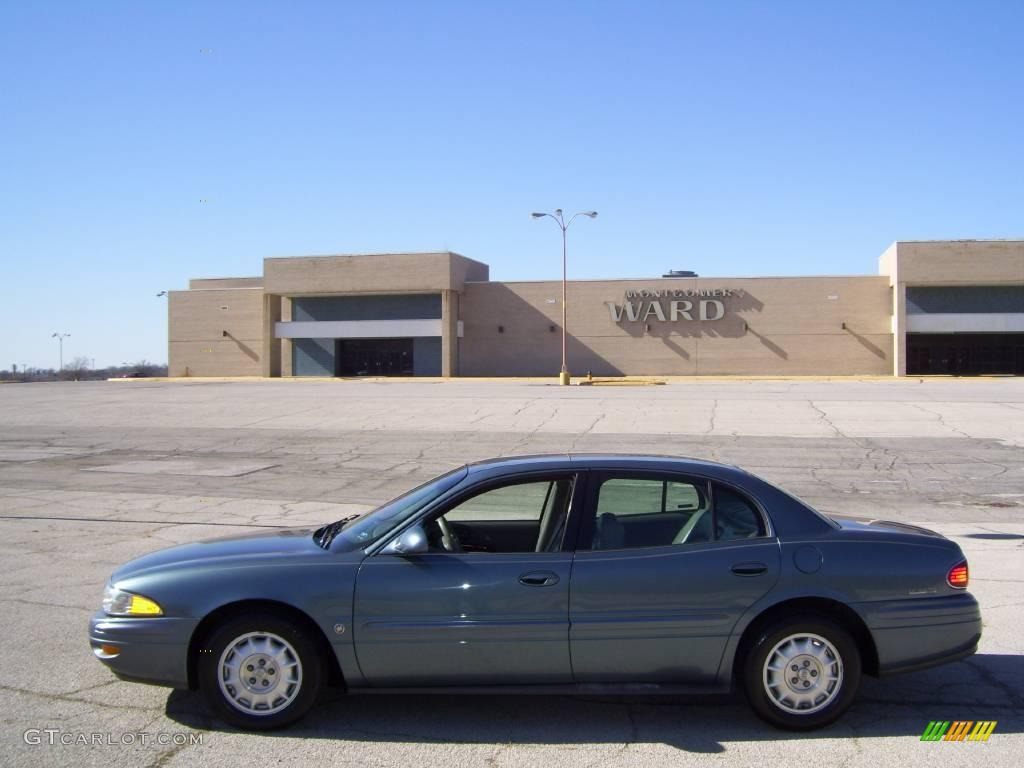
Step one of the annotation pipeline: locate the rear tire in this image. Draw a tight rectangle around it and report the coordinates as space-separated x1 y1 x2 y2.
198 612 323 730
742 615 861 730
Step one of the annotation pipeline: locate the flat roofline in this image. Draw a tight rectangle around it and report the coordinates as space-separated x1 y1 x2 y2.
263 250 482 263
893 238 1024 244
188 276 263 282
466 274 886 285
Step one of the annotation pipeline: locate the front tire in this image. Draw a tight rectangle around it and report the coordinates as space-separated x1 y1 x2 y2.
742 615 861 730
198 612 324 730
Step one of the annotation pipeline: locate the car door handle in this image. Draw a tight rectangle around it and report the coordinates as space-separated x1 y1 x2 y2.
519 571 560 587
731 562 768 576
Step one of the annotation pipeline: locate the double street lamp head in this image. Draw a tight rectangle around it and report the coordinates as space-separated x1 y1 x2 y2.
530 210 599 224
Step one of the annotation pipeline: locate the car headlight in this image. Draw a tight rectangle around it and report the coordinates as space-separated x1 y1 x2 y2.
102 584 163 616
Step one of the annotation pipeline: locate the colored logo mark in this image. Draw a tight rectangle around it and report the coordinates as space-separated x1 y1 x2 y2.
921 721 997 742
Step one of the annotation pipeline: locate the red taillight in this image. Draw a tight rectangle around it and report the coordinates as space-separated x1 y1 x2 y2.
947 561 969 589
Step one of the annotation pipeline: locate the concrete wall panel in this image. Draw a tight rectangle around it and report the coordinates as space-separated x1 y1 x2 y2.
264 252 488 295
896 241 1024 285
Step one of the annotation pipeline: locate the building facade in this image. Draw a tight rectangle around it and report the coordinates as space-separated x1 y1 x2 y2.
168 240 1024 378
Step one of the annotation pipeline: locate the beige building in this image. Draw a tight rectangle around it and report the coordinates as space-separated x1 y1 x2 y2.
168 240 1024 378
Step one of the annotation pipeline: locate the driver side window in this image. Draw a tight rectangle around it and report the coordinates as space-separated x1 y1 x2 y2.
428 477 574 554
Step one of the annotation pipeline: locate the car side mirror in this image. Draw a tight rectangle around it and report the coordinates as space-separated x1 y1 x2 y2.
383 524 429 555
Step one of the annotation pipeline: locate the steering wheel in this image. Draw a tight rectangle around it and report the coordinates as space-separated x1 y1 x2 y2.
435 517 463 553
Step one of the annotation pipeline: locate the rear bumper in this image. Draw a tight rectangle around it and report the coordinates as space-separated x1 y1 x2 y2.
89 611 198 689
855 593 982 676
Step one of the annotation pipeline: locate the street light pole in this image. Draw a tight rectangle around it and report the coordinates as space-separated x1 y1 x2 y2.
51 332 70 374
531 209 598 385
561 222 567 381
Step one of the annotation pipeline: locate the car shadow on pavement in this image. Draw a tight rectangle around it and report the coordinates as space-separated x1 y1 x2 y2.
164 654 1024 752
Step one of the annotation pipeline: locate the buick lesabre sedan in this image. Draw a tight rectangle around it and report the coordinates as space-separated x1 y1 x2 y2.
90 455 981 731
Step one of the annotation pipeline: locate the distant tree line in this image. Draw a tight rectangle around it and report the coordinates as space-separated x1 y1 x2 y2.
0 359 168 383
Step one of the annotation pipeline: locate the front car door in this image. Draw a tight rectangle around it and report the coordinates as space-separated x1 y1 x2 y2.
569 471 781 683
353 472 581 686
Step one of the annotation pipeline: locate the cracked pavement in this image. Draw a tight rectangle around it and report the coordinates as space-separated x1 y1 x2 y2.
0 378 1021 767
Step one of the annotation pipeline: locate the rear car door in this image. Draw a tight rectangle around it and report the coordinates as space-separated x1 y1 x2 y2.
569 471 781 683
353 472 581 686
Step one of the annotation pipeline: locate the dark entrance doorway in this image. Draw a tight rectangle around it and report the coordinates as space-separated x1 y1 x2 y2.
907 333 1024 375
336 338 415 376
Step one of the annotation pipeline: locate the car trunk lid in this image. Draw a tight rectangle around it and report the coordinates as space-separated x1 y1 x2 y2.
825 514 948 539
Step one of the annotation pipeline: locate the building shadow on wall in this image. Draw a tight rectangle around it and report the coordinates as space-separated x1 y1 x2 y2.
746 328 787 359
223 331 259 362
843 325 886 359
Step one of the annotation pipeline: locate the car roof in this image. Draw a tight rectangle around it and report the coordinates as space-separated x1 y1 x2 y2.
466 453 746 478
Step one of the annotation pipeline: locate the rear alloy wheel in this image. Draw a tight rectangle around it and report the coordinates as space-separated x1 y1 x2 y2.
199 613 324 730
743 615 861 730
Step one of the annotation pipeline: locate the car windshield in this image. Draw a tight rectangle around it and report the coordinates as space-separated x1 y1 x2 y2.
321 466 468 552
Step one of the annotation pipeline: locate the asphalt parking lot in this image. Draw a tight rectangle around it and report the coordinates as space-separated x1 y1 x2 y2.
1 377 1021 767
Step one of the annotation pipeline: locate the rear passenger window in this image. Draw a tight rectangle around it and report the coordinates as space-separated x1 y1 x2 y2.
713 484 766 540
590 477 712 550
588 476 767 550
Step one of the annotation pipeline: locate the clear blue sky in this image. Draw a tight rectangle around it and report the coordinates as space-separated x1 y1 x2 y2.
2 1 1022 369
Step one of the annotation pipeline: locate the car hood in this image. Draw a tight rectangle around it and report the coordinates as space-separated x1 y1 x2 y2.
110 526 327 582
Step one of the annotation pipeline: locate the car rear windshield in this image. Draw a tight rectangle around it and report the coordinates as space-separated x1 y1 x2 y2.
739 467 840 530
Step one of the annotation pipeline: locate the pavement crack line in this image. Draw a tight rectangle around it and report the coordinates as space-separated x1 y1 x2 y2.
0 683 162 713
0 514 288 528
807 401 870 451
706 399 718 436
913 404 973 439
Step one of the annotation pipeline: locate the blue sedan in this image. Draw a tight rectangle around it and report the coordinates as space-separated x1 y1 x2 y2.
90 454 981 731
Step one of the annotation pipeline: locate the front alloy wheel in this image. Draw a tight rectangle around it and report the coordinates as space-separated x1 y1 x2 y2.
199 613 323 730
217 631 303 716
743 615 861 730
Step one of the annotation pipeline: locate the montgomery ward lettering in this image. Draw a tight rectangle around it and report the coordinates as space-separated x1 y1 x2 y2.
606 288 742 323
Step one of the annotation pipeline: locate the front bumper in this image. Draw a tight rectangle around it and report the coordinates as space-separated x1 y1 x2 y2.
856 593 982 676
89 611 199 689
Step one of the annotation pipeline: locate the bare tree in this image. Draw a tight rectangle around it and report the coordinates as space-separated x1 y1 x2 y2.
62 356 92 381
